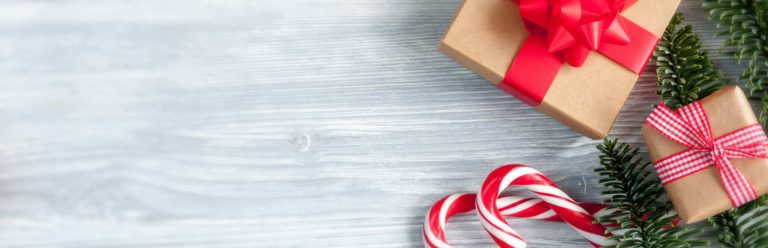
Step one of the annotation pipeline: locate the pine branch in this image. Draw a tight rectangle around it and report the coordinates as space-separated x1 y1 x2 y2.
595 139 707 248
703 0 768 129
653 13 725 110
708 197 768 248
703 0 768 95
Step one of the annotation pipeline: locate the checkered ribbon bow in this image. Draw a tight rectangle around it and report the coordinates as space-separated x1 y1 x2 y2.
646 102 768 207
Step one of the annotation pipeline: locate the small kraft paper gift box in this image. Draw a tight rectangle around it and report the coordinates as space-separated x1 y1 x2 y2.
643 85 768 223
440 0 681 139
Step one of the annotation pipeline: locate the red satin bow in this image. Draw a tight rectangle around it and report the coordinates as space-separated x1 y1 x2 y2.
500 0 658 106
516 0 636 67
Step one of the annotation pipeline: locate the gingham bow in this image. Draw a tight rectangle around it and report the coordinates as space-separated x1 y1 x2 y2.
646 102 768 207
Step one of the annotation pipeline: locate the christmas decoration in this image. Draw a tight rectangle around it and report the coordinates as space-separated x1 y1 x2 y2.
476 164 609 247
643 85 768 223
424 4 768 246
421 164 610 248
423 193 608 248
440 0 681 139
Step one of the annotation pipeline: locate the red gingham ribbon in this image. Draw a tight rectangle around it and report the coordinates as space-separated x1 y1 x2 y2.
646 102 768 207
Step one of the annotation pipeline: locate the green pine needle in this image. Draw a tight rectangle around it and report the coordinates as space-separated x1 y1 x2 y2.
703 0 768 95
595 139 707 248
703 0 768 129
708 197 768 248
653 13 725 110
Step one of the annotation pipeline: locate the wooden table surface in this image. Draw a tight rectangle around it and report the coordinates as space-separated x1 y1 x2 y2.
0 1 746 247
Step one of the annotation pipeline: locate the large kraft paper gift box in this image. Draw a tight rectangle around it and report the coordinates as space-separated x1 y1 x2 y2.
643 85 768 223
440 0 681 139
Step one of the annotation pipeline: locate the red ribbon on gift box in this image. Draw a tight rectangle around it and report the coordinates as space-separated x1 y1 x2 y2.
647 102 768 207
499 0 659 106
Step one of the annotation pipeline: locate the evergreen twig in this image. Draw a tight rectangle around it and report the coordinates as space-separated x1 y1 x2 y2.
703 0 768 95
595 139 706 248
702 0 768 129
653 13 725 110
708 196 768 248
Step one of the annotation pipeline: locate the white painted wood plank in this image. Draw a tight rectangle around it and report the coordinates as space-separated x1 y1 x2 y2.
0 0 744 247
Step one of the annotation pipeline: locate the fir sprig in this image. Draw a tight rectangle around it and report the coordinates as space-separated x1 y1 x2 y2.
653 13 725 110
708 196 768 248
595 139 706 248
703 0 768 96
703 0 768 130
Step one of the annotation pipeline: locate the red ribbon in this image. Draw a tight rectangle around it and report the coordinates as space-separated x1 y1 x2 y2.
646 102 768 207
499 0 659 106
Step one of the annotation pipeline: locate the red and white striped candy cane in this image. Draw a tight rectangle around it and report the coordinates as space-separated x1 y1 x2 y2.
423 193 609 248
476 164 609 248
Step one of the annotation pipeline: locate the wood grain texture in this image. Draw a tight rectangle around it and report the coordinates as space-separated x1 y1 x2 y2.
0 0 746 247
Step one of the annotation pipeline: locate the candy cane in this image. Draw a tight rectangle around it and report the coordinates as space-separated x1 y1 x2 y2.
423 193 610 248
476 164 609 248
